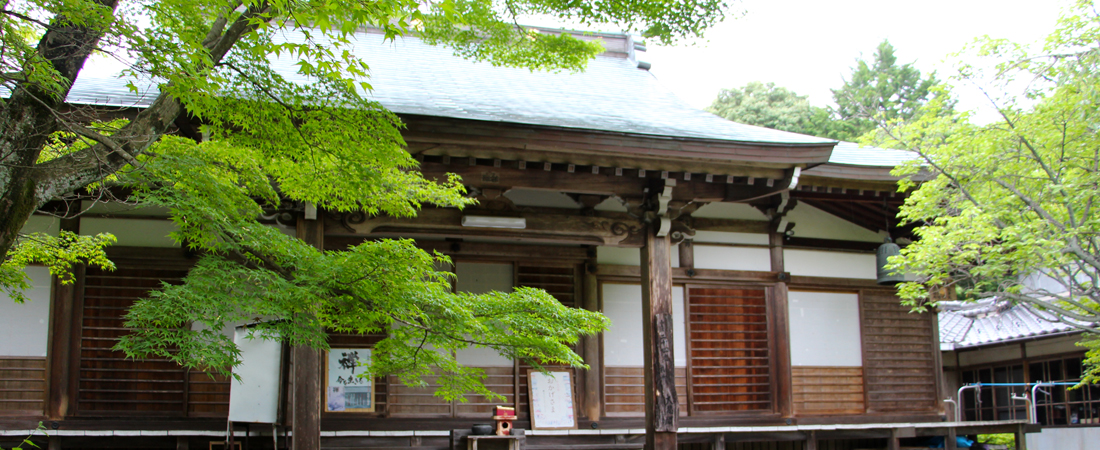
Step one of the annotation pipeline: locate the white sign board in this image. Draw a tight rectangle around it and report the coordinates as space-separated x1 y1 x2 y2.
325 348 374 412
228 328 283 424
527 370 576 430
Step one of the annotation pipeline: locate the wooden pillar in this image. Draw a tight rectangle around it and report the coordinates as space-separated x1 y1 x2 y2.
945 426 957 450
46 217 81 419
1014 423 1027 450
582 266 601 422
293 215 324 450
710 434 724 450
886 429 900 450
640 223 678 450
804 431 817 450
768 229 793 418
677 239 694 270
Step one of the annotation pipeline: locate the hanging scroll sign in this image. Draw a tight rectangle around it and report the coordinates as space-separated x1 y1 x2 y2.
325 348 375 412
527 370 577 430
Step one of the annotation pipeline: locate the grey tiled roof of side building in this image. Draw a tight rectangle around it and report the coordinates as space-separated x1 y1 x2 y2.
938 298 1085 351
55 30 837 147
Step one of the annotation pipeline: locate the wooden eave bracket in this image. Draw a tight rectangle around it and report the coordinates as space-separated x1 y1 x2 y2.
725 166 803 204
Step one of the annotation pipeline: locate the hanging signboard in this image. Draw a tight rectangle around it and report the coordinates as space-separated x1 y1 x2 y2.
527 370 577 430
228 328 283 423
324 348 374 413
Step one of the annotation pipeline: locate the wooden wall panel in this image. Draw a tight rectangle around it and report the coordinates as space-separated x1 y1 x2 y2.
602 366 687 417
792 366 864 415
686 286 771 414
187 371 230 417
387 374 451 417
78 266 191 414
456 366 515 417
859 290 938 413
0 357 46 414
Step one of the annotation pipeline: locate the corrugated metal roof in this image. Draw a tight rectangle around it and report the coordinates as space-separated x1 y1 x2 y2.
50 30 834 147
938 298 1085 351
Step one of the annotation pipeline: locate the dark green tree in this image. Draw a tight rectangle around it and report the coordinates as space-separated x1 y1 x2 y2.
832 40 951 138
706 82 856 141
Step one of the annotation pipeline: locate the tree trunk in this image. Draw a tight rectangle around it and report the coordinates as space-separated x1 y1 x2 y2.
0 0 121 261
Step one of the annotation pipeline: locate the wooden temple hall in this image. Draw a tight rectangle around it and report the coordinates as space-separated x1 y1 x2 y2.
0 29 1032 450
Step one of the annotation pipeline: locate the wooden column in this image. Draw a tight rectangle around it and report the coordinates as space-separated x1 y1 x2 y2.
768 229 793 418
945 426 957 450
582 267 601 422
293 215 324 450
887 432 900 450
1014 423 1027 450
804 431 817 450
46 217 80 419
640 223 678 450
677 239 694 270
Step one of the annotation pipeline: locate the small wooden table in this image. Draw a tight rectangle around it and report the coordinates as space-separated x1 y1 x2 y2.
466 434 525 450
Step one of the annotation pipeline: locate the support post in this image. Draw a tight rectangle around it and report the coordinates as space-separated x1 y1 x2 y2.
804 431 817 450
887 429 900 450
582 267 601 422
292 215 324 450
710 434 724 450
768 229 793 418
945 426 957 450
640 223 678 450
45 217 80 419
1014 423 1027 450
677 239 694 270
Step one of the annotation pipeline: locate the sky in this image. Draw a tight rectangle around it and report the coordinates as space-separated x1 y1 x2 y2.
642 0 1074 116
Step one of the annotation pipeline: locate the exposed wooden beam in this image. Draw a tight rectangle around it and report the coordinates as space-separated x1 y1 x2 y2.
325 208 648 247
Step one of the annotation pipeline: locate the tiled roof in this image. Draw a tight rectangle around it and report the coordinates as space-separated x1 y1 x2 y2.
827 141 916 167
938 298 1086 351
55 30 833 147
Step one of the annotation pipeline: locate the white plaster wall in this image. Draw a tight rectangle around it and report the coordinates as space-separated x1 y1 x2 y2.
81 200 171 217
455 262 513 366
785 203 885 242
784 249 876 279
788 291 863 367
0 266 52 357
21 215 60 236
80 218 180 247
602 283 686 367
597 246 680 268
1026 426 1100 450
957 345 1023 367
594 197 627 212
693 245 770 272
692 203 768 220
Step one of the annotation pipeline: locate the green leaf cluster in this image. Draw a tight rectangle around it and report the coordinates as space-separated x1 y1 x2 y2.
1 0 728 400
883 0 1100 385
707 41 951 143
109 131 608 400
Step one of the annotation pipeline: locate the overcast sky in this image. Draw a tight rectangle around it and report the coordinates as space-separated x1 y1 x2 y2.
643 0 1073 115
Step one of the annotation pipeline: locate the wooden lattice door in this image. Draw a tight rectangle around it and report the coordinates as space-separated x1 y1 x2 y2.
685 285 772 414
